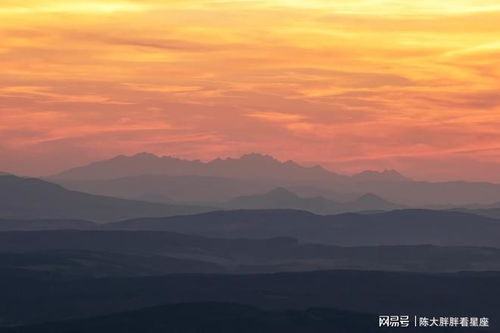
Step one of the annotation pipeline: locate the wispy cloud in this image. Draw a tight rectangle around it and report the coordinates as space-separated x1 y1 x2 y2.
1 0 500 180
247 112 307 122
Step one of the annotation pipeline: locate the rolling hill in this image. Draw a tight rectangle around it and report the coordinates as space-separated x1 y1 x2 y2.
0 218 96 231
2 230 500 274
0 269 498 327
224 187 402 214
105 209 500 247
0 175 211 222
54 174 276 203
0 302 413 333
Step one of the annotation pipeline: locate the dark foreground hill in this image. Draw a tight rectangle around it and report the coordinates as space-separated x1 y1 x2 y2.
0 219 96 231
105 209 500 247
4 231 500 274
0 250 223 278
0 269 499 327
4 208 500 248
0 175 211 222
1 302 465 333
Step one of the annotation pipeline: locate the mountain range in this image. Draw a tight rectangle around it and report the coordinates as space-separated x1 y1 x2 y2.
0 174 404 220
52 152 356 181
49 152 500 206
3 173 500 242
0 175 211 222
4 230 500 274
3 207 500 247
56 173 275 203
223 187 403 214
104 209 500 247
4 151 500 332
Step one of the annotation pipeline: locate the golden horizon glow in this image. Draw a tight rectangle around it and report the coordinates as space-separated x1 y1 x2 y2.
1 0 500 181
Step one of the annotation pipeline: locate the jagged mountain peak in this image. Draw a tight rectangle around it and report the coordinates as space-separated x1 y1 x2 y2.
265 187 300 200
352 169 409 181
52 152 411 186
347 192 403 211
239 153 277 162
132 152 159 159
52 152 343 181
355 193 388 203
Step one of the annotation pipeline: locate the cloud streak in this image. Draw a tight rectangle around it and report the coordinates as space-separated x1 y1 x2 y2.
1 0 500 180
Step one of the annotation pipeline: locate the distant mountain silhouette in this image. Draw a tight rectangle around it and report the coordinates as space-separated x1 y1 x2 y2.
224 188 402 214
254 187 299 201
52 153 346 182
224 187 336 212
0 175 211 222
347 193 403 211
343 180 500 206
105 209 500 247
50 153 500 206
55 174 276 203
351 169 409 182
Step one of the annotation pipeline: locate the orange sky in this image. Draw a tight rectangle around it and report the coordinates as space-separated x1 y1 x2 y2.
1 0 500 181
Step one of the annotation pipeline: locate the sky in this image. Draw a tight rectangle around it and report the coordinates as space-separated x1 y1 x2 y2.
1 0 500 181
